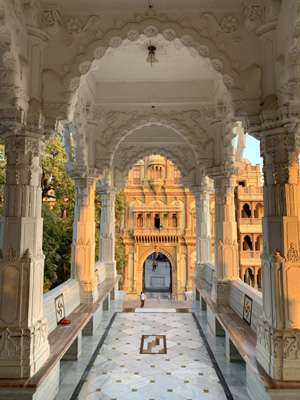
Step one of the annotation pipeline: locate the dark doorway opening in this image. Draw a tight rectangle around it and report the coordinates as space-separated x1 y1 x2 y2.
143 252 172 293
154 214 161 229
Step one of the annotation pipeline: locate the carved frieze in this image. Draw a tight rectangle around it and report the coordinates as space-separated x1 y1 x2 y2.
286 243 300 263
258 320 300 361
242 0 265 31
219 15 239 33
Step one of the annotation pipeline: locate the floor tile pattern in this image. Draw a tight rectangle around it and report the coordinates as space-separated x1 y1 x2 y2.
140 335 167 354
78 312 229 400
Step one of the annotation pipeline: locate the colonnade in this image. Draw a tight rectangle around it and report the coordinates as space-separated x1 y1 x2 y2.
0 132 116 378
195 126 300 381
0 125 299 386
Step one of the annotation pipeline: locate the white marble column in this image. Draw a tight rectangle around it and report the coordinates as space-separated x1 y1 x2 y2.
256 128 300 381
212 175 239 304
97 186 116 279
0 130 50 378
195 177 212 266
72 177 98 303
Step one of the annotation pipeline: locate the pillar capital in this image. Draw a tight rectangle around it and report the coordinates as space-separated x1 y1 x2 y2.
260 128 299 186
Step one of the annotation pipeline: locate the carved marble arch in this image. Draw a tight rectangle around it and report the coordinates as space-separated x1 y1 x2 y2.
277 1 300 105
102 115 211 162
114 148 194 192
65 19 243 110
115 147 189 177
109 122 200 190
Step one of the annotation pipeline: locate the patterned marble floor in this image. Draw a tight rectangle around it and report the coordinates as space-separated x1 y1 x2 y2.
77 312 229 400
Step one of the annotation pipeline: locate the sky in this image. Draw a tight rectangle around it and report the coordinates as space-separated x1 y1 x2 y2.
243 134 262 167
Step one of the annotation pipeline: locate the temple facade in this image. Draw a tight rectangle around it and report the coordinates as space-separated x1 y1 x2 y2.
122 155 196 300
122 156 264 298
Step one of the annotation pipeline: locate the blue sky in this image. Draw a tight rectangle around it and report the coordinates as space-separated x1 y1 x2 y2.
243 134 262 166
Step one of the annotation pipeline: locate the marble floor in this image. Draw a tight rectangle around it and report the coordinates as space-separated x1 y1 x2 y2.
77 312 231 400
193 305 250 400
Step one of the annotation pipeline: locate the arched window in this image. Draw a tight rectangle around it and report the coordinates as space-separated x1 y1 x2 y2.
154 214 161 229
155 166 159 179
254 203 263 218
133 167 140 183
257 269 262 290
244 268 255 287
150 166 155 179
255 235 263 251
241 203 252 218
163 213 168 227
146 213 151 227
243 235 253 251
172 213 178 228
137 214 143 228
160 167 163 179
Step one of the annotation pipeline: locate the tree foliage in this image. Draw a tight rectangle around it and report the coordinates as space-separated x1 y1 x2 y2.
115 191 126 288
41 133 75 291
0 133 125 293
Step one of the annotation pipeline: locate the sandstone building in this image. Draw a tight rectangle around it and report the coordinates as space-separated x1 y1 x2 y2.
122 155 196 300
122 157 264 299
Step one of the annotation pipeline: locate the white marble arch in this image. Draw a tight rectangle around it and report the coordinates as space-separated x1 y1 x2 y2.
110 123 200 190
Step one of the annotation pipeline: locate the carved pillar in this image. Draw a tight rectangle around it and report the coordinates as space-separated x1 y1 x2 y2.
97 186 116 279
72 177 98 303
195 177 212 266
212 175 239 304
256 128 300 381
0 130 50 378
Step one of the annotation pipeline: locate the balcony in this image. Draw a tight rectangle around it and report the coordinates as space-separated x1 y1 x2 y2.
133 227 183 243
237 186 263 196
239 217 262 224
240 250 261 266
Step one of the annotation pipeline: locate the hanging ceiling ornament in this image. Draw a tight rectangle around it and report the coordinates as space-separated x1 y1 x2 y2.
146 42 158 66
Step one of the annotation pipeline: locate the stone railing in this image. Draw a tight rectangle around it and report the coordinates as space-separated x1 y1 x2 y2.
133 227 183 243
133 227 182 235
237 186 263 196
43 279 81 333
95 260 117 283
195 262 214 288
229 279 263 333
239 217 262 224
241 250 261 259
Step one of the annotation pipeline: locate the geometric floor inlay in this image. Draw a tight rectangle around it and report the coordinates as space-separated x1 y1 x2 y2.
140 335 167 354
77 312 231 400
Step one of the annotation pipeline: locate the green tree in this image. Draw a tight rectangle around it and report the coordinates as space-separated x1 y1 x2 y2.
41 133 75 292
115 191 126 288
0 141 6 216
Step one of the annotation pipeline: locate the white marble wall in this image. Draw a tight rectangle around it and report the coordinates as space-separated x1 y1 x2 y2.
197 264 262 334
228 280 262 333
43 279 81 333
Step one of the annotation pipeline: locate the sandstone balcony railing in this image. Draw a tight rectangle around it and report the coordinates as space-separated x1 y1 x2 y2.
237 186 263 196
240 250 262 266
133 227 183 243
239 217 262 225
241 250 261 259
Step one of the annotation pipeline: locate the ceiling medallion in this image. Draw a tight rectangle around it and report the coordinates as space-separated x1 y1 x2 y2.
146 42 158 66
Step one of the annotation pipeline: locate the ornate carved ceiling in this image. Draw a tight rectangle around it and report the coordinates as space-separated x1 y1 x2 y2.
1 0 300 187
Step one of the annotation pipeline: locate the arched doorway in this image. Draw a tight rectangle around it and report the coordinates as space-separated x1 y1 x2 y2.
143 252 172 294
